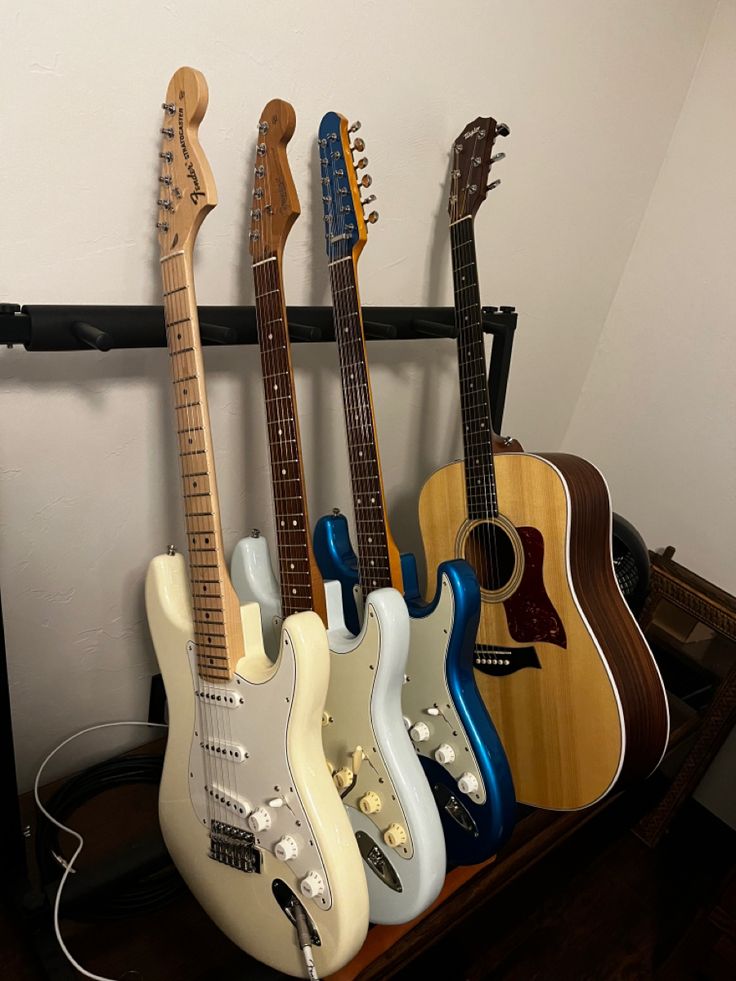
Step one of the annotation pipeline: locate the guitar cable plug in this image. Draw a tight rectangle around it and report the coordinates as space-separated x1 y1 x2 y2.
293 900 320 980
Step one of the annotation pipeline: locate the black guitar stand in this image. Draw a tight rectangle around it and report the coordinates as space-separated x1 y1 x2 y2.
0 299 517 980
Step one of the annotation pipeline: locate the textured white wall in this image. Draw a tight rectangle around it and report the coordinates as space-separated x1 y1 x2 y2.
0 0 717 789
563 0 736 595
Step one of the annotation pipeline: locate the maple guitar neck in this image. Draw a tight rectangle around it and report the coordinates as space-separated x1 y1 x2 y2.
158 191 244 681
327 254 403 597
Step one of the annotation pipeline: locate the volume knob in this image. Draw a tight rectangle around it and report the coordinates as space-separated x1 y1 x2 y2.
410 722 430 743
457 772 479 795
333 767 354 790
300 870 325 899
274 835 299 861
247 807 272 832
435 743 456 765
383 823 408 848
359 791 382 815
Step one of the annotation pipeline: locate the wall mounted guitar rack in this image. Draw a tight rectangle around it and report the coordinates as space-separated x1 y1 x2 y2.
0 299 517 980
0 302 517 433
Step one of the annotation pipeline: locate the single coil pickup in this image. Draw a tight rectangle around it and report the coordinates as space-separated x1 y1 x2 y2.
195 686 244 708
200 738 248 762
205 783 251 818
209 820 261 873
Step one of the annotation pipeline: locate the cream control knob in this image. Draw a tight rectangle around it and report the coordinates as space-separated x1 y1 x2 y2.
300 870 325 899
435 743 456 765
359 791 382 815
383 823 408 848
247 807 272 833
334 767 354 790
402 715 412 730
274 835 299 861
457 772 479 795
410 722 430 743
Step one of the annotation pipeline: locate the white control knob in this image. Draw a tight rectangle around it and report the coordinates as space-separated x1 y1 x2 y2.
359 791 382 815
383 823 408 848
248 807 272 833
333 767 354 790
435 743 456 765
274 834 299 861
410 722 430 743
402 715 412 730
300 870 325 899
457 772 479 795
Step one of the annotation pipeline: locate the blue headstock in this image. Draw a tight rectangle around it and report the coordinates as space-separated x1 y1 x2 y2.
318 111 377 263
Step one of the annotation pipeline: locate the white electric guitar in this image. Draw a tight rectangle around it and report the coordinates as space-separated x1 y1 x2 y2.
231 102 446 925
145 68 368 978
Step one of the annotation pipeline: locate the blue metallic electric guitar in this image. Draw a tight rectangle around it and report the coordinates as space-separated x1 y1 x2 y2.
313 113 516 866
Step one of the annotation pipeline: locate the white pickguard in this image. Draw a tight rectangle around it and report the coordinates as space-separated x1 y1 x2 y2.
232 535 447 925
185 641 333 909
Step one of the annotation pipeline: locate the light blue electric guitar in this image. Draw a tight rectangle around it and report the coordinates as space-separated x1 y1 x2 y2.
231 102 446 924
311 111 516 866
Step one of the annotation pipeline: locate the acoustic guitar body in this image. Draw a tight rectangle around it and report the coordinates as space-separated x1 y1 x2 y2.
419 451 669 810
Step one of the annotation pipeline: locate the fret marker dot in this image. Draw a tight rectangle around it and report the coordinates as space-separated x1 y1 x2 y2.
292 520 297 526
268 333 273 340
359 451 363 457
370 497 375 503
274 383 278 390
370 560 375 566
290 563 295 570
372 580 377 586
292 588 297 595
278 428 282 435
368 537 372 544
281 468 286 475
280 520 285 526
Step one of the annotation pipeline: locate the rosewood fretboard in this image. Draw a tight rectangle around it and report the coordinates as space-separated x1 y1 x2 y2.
328 257 397 598
450 216 499 521
252 255 325 621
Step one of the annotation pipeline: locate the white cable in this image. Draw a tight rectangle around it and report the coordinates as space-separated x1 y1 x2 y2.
33 721 168 981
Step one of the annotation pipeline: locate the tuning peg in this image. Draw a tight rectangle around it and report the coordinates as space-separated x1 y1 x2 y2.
361 194 376 206
157 199 172 210
365 211 379 224
491 152 506 164
355 157 368 170
486 179 501 191
258 120 269 134
159 151 173 163
160 127 174 138
161 102 176 115
156 221 169 231
351 137 365 152
495 122 510 137
348 121 362 134
359 174 372 188
158 175 172 186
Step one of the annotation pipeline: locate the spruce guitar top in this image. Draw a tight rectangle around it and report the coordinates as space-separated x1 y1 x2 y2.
418 116 670 810
230 104 446 924
145 70 368 977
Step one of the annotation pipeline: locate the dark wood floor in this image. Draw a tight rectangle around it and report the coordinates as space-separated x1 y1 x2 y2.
2 795 734 980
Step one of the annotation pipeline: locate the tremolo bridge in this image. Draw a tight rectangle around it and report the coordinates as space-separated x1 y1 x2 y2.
209 820 262 873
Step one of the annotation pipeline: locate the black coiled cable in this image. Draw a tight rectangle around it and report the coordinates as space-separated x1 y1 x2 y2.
34 753 183 921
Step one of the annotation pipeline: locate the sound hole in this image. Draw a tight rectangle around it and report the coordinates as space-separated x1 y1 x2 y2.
464 522 517 592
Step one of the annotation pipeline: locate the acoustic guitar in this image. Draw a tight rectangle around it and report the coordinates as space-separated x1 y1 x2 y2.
418 116 669 810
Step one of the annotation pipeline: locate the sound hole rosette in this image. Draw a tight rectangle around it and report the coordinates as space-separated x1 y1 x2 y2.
454 515 524 602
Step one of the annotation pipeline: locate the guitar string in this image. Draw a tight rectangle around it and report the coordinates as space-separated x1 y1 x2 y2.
161 110 222 826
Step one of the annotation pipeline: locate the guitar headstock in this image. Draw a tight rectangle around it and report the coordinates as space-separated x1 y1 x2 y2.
249 99 300 262
448 116 509 223
156 67 217 257
319 112 377 263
